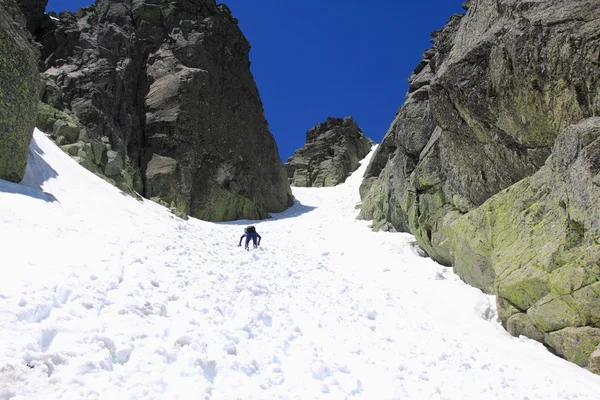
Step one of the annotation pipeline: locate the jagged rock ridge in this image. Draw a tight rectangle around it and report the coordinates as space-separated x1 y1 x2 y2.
359 0 600 371
29 0 293 221
285 116 373 187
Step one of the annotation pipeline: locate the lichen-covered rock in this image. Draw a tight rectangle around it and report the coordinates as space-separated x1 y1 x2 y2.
358 0 600 371
36 102 81 145
360 0 600 260
37 0 293 221
506 313 545 342
104 150 123 177
590 347 600 374
0 0 40 182
285 117 372 187
444 117 600 369
545 327 600 368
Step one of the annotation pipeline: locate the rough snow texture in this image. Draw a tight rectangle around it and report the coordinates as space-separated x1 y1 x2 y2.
1 130 600 399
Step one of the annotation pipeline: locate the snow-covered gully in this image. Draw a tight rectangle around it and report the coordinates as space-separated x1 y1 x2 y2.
1 130 600 399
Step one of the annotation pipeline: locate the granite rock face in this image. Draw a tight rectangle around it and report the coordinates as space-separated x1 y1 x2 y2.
359 0 600 371
0 0 41 182
36 0 293 220
285 117 372 187
445 118 600 370
361 0 600 260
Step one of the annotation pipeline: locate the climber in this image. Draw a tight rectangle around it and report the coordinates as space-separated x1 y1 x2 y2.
238 225 261 250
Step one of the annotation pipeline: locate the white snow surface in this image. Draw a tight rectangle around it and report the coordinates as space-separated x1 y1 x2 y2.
1 130 600 399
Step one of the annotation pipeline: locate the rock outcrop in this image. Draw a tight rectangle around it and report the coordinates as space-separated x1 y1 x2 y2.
35 0 293 221
0 0 41 182
446 118 600 369
359 0 600 370
285 117 372 187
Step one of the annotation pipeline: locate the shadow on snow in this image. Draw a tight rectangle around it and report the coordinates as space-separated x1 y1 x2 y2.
216 198 316 227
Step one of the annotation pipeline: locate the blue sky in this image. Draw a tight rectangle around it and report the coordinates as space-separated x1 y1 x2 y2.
46 0 465 161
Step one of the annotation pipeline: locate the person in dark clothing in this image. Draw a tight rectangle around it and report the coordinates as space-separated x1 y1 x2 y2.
238 226 261 250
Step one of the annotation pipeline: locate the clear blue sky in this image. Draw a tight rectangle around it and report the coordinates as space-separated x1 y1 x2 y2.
46 0 465 161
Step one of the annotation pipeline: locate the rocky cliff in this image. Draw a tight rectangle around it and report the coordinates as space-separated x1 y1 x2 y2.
32 0 293 221
446 118 600 371
359 0 600 370
285 117 372 187
0 0 40 182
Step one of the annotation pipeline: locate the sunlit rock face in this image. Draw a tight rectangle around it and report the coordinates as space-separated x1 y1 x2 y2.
359 0 600 370
285 116 373 188
35 0 293 221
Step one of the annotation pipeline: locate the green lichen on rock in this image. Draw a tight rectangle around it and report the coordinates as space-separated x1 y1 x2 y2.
550 253 600 295
572 282 600 328
408 184 453 265
444 118 600 369
444 165 587 309
37 102 81 145
193 186 264 222
358 0 600 373
494 77 584 149
0 1 40 182
545 327 600 367
506 313 545 342
496 296 521 323
359 174 395 231
529 293 586 332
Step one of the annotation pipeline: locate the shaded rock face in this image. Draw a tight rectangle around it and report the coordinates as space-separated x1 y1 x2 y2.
445 118 600 370
37 0 293 221
285 117 372 187
359 0 600 370
0 0 40 182
15 0 47 35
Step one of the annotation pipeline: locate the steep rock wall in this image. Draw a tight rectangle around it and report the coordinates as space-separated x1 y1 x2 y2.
37 0 293 221
445 118 600 370
359 0 600 371
0 0 40 182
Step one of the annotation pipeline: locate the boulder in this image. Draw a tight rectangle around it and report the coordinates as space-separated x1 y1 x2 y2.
0 0 40 182
545 327 600 368
36 102 82 145
285 117 373 187
590 346 600 374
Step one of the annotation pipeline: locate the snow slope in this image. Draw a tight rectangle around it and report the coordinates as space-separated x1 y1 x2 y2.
1 130 600 399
